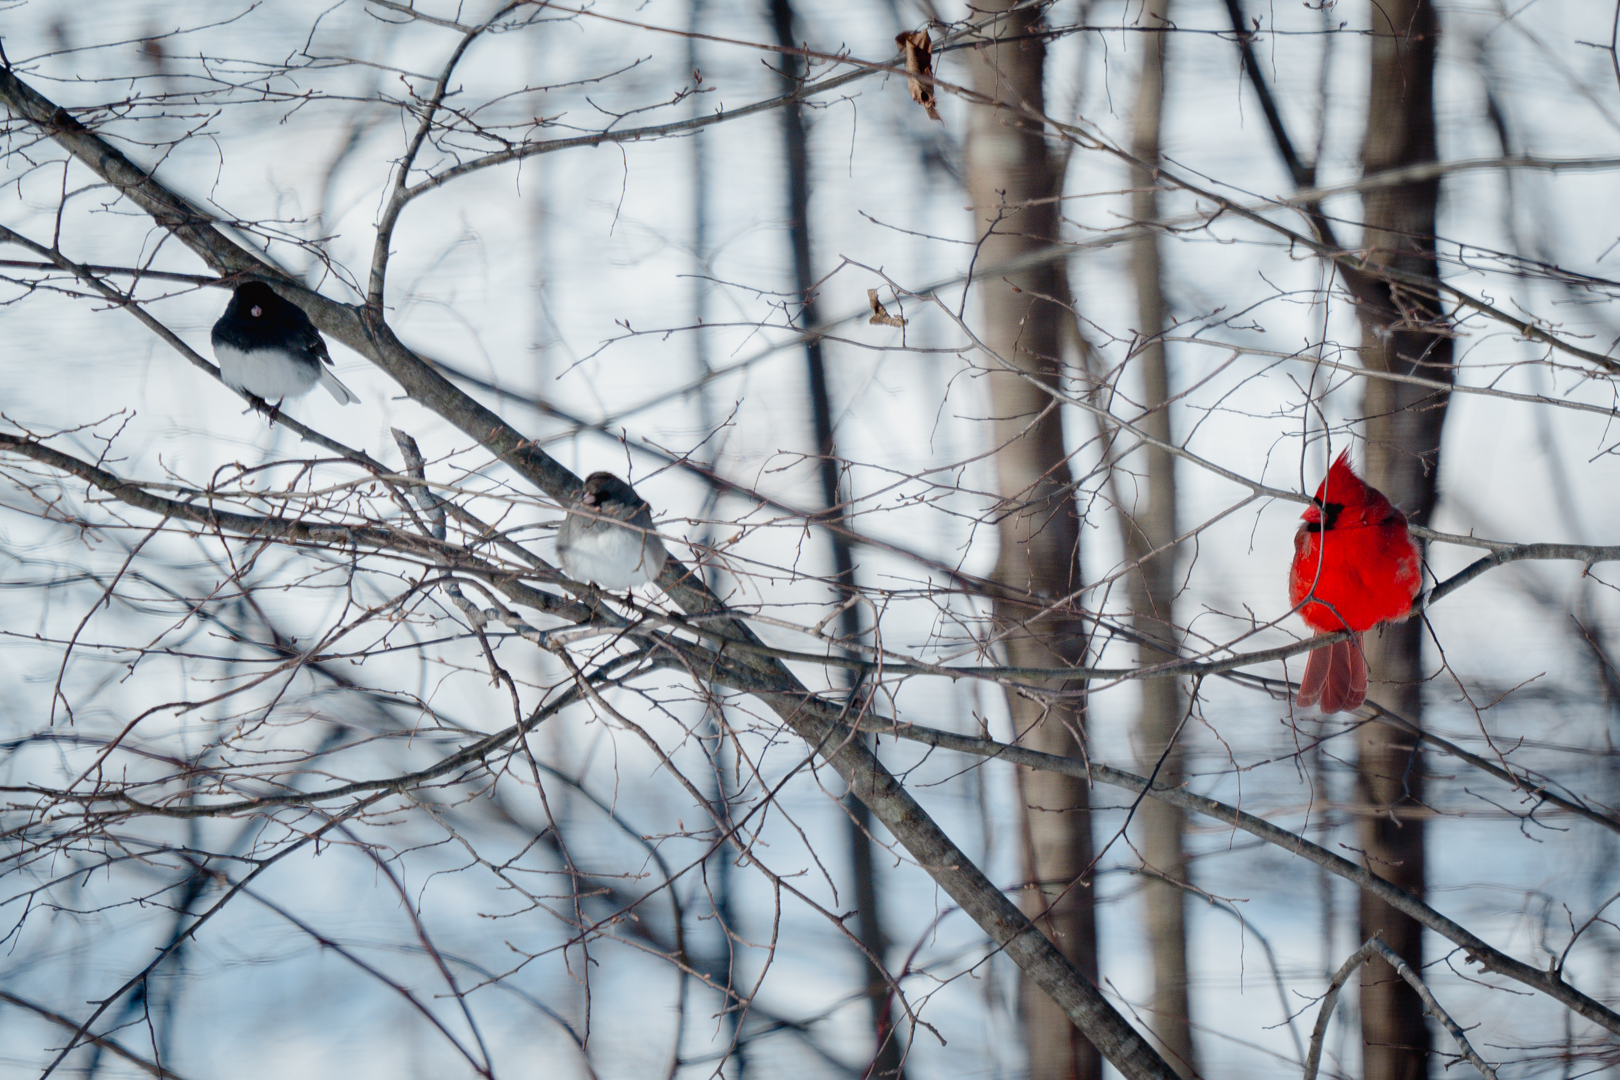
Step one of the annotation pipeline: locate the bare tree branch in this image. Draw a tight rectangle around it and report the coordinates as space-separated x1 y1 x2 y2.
1304 936 1500 1080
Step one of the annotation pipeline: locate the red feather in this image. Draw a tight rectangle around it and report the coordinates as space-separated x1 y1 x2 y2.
1287 451 1420 713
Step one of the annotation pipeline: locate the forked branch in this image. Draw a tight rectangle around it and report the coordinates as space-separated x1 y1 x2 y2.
1304 936 1500 1080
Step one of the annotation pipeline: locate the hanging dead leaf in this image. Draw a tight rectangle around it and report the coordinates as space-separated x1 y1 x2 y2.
895 30 940 122
868 289 906 327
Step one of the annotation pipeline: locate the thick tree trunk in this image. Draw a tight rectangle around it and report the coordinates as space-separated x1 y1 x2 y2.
1124 2 1195 1073
1355 2 1450 1077
767 2 902 1075
964 9 1101 1080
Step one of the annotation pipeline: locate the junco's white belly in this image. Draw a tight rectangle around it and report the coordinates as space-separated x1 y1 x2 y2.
557 524 661 588
215 342 321 400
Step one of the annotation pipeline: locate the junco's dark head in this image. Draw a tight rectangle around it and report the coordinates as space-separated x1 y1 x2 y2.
227 281 284 321
580 472 639 510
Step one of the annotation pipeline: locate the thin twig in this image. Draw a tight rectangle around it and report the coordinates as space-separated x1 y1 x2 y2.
1304 936 1500 1080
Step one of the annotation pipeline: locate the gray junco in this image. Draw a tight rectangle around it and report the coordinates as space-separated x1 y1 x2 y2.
211 282 359 407
554 472 668 589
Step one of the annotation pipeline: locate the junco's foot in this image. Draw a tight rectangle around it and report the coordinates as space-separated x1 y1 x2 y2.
555 472 669 589
211 282 359 412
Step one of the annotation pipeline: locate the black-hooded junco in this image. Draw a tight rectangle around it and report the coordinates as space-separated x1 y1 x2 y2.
211 282 358 407
554 472 669 589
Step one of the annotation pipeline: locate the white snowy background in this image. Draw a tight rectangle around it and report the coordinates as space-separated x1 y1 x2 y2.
2 0 1619 1077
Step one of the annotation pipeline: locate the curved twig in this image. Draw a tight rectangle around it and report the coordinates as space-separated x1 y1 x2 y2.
1304 936 1499 1080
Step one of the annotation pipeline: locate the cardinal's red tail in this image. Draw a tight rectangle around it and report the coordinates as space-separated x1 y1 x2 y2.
1297 645 1330 708
1344 633 1368 710
1296 634 1368 713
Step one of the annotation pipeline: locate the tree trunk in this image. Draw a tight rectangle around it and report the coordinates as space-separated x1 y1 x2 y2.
687 3 747 1072
768 2 903 1074
1355 2 1450 1076
1125 2 1195 1073
964 9 1101 1080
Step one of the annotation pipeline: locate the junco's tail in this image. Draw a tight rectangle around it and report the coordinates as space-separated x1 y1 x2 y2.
320 369 359 405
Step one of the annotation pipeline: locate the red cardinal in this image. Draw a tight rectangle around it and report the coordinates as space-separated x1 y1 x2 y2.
1287 451 1422 713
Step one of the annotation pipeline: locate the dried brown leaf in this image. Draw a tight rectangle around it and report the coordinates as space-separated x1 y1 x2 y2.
868 289 906 328
895 30 940 122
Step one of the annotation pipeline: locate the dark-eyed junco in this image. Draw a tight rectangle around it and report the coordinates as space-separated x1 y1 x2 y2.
555 472 668 589
211 282 358 408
